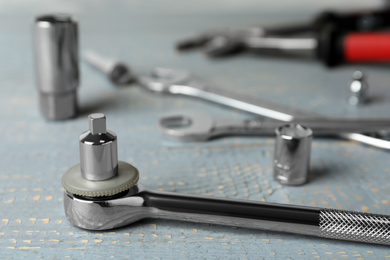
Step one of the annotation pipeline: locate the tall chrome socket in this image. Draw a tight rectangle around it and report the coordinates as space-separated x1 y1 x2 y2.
34 14 79 120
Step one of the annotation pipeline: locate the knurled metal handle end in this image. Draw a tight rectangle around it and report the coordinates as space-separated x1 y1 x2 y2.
319 209 390 245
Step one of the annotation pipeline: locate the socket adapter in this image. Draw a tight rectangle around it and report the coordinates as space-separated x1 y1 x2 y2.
61 113 139 197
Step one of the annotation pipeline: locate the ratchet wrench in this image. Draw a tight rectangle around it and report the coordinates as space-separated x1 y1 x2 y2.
159 114 390 141
63 115 390 245
137 68 390 150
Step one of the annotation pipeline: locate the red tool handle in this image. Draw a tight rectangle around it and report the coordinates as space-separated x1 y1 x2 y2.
344 33 390 62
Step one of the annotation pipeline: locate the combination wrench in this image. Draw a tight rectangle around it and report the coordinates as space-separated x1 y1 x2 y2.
159 113 390 141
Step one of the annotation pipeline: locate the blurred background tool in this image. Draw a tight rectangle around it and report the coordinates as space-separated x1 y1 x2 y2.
246 28 390 67
349 70 369 105
84 51 133 85
176 7 390 65
34 14 79 120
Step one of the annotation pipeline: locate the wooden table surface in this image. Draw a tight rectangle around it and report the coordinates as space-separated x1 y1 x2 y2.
1 1 390 259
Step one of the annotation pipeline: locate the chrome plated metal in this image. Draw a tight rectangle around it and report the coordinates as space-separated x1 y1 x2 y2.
84 50 133 85
244 37 317 54
34 14 79 120
79 113 118 181
89 113 107 135
203 35 318 57
137 69 390 150
64 183 320 234
274 124 312 186
159 114 390 141
63 114 390 245
138 68 305 122
63 182 390 245
320 209 390 245
349 70 368 106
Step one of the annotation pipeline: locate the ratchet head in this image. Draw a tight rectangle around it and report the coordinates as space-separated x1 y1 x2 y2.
63 183 151 230
62 114 146 230
137 68 191 93
62 160 143 230
159 114 215 141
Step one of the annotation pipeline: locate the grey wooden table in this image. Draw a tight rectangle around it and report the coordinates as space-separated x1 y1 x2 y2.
1 1 390 259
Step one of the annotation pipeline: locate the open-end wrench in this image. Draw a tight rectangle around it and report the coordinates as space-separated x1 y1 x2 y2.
159 114 390 142
137 68 310 121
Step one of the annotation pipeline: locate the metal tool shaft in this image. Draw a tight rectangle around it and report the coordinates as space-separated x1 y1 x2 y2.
84 51 133 85
65 184 390 245
238 118 390 135
167 84 303 121
244 37 317 53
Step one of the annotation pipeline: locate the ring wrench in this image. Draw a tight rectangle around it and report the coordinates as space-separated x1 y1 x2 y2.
159 114 390 142
137 68 390 149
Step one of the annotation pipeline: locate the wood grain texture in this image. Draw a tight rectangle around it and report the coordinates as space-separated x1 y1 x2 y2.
1 0 390 258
